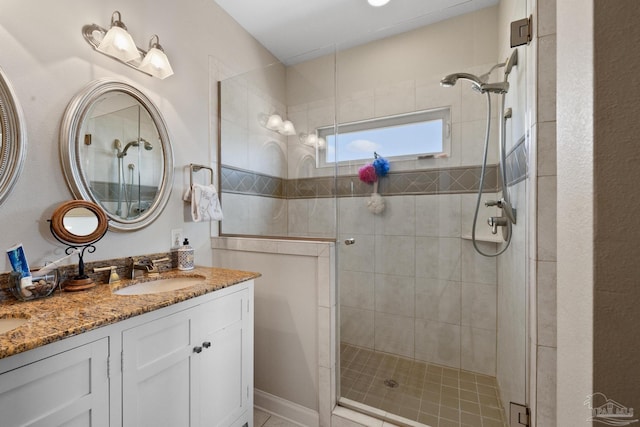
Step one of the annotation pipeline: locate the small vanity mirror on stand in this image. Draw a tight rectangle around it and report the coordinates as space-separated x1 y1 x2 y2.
49 200 108 291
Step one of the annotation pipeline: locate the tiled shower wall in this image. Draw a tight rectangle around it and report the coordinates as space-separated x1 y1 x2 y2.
219 6 512 376
338 192 501 376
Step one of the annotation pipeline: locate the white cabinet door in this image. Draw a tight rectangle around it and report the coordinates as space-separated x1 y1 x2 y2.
122 309 196 427
122 282 254 427
196 288 251 427
0 338 109 427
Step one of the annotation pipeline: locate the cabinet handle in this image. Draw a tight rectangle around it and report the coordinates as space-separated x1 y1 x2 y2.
193 346 203 354
202 341 211 349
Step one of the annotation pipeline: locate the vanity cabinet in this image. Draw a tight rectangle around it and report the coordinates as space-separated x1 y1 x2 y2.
0 338 109 427
0 278 254 427
121 285 253 427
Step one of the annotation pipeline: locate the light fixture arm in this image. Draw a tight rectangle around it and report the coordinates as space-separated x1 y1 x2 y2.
148 34 162 51
109 11 127 30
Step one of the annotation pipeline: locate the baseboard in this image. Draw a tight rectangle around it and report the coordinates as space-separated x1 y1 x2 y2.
254 388 319 427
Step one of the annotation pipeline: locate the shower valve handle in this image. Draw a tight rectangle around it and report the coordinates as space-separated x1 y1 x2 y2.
485 199 503 208
487 217 508 234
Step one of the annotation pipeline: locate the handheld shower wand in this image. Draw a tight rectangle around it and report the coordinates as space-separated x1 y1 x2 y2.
439 49 519 257
440 72 509 94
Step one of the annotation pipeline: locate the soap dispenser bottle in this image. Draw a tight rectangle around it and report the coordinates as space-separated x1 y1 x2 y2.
177 238 194 271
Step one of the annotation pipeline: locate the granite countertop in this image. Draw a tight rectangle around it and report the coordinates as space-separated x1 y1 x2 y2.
0 266 260 360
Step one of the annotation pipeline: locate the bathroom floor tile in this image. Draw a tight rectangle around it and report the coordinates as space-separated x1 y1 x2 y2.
340 343 509 426
254 409 301 427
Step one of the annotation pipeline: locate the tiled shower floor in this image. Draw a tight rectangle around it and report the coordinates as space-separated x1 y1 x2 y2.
340 343 508 427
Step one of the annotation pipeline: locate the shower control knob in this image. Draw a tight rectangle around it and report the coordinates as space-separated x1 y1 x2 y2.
485 199 502 208
487 216 508 234
193 346 203 354
202 341 211 349
344 238 356 245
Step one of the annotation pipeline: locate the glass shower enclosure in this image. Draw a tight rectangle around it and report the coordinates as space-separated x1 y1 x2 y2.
218 1 529 425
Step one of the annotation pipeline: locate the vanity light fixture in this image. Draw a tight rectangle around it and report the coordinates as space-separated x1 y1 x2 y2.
138 35 174 79
368 0 390 6
280 120 296 136
263 114 297 136
265 114 284 131
95 11 140 62
82 11 174 79
299 133 326 149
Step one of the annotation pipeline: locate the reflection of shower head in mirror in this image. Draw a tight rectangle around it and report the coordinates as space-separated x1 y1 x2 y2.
116 138 153 158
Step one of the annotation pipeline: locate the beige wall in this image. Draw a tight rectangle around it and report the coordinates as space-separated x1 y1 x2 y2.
286 6 501 180
0 0 277 271
557 0 593 425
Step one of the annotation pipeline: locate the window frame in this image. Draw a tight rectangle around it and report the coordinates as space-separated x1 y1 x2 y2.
315 106 451 168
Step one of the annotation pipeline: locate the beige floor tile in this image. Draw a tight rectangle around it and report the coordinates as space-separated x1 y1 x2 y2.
339 343 506 426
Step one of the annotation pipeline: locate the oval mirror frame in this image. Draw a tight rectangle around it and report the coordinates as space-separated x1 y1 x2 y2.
60 79 174 232
0 65 27 206
50 200 109 245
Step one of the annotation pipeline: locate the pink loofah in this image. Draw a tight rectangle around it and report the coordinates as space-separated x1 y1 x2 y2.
358 164 378 184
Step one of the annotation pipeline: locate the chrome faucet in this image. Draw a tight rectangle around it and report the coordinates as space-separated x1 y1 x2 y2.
149 257 170 277
131 257 171 279
131 258 153 279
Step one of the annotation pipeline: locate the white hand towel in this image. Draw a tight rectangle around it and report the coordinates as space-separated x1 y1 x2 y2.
190 183 224 222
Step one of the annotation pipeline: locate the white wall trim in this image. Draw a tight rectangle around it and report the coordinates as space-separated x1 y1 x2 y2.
255 389 319 427
557 0 594 424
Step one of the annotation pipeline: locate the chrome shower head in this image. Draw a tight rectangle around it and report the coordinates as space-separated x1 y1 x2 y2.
140 138 153 151
440 72 484 90
119 138 153 157
441 72 509 94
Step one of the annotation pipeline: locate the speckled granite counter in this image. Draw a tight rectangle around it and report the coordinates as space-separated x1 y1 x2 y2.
0 266 260 359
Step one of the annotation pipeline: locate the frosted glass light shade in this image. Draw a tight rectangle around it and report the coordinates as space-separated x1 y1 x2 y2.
139 47 174 79
265 114 283 131
97 26 140 62
368 0 390 6
281 120 296 136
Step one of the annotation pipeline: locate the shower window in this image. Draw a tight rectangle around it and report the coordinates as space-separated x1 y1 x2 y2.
317 107 450 167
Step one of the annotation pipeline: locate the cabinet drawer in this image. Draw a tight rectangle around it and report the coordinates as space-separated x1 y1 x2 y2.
200 288 247 334
122 309 193 371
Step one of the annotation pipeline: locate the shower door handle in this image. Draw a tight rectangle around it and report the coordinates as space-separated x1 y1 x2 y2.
344 238 356 245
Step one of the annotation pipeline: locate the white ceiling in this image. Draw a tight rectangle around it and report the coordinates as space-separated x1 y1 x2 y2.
214 0 498 65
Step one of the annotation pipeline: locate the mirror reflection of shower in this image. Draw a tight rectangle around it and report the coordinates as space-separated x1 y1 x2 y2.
114 138 153 219
440 49 518 257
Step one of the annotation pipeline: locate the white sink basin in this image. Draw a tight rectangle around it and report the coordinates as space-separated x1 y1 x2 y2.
114 276 205 296
0 317 28 334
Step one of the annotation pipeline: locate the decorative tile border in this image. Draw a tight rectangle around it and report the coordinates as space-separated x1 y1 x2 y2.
222 165 499 199
505 136 528 186
220 166 286 198
90 181 158 202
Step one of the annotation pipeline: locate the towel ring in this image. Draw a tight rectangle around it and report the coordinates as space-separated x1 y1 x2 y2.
189 163 213 188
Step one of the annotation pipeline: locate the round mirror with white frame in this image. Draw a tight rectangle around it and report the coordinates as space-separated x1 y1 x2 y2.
60 79 174 231
0 65 26 206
